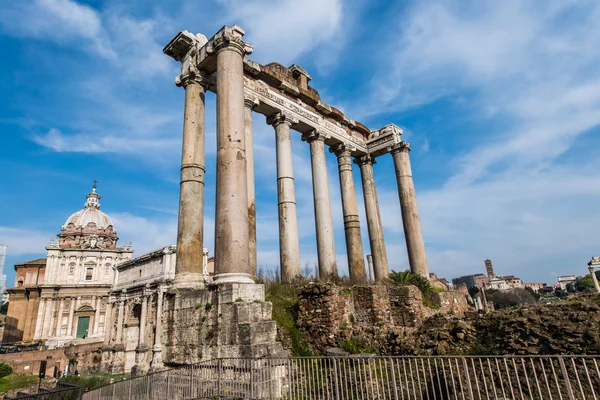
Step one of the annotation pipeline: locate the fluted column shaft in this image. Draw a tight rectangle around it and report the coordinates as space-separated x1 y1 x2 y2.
173 74 207 289
332 144 366 283
303 131 337 279
391 143 429 277
213 32 254 284
66 298 75 336
268 113 301 283
244 96 259 278
55 298 65 336
33 298 46 339
116 295 125 344
139 293 148 347
103 302 113 343
93 296 100 335
152 288 165 369
356 155 389 281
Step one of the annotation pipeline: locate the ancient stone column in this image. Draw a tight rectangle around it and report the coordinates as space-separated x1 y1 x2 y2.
152 287 165 369
366 254 375 282
268 112 301 283
589 267 600 293
55 298 64 336
66 298 75 336
302 130 337 279
116 292 126 344
356 155 389 281
391 142 429 278
42 298 55 338
33 298 46 339
138 290 148 347
331 144 367 283
103 302 113 342
212 26 254 285
245 94 259 278
93 296 100 335
172 69 208 290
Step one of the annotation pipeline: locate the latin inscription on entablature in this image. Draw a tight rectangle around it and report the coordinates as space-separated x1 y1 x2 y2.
244 77 368 153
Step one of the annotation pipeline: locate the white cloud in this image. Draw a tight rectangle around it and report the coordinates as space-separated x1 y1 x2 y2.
220 0 343 66
0 227 53 256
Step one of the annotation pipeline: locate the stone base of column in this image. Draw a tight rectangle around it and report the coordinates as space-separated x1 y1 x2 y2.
212 272 254 285
170 271 206 290
132 345 150 376
150 345 164 372
100 344 126 374
163 283 286 366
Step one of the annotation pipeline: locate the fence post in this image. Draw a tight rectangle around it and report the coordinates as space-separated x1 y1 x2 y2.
128 378 132 400
146 374 151 399
166 370 171 399
462 357 475 400
112 381 116 399
250 359 254 400
558 356 576 400
218 359 222 398
190 364 194 399
389 357 399 400
332 358 340 400
287 358 292 400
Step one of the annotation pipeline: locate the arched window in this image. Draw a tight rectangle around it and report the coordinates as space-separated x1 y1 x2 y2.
17 278 24 287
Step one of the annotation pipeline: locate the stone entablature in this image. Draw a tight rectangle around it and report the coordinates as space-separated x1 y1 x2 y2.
113 246 176 292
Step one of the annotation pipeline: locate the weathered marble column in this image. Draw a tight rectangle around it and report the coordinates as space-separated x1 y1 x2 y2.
366 254 375 282
172 68 208 289
55 298 65 336
213 26 254 285
116 291 126 343
93 296 101 335
33 298 46 339
302 130 337 279
103 302 113 342
355 155 389 281
268 112 301 283
245 94 259 278
138 290 148 347
391 142 429 278
151 287 165 369
66 298 75 336
589 267 600 293
331 144 367 283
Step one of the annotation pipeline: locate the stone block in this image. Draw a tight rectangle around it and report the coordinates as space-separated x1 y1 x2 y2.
218 283 265 304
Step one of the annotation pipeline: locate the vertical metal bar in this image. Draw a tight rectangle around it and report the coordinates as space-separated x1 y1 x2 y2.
128 378 132 400
470 358 481 400
571 358 585 399
427 359 437 400
455 358 466 400
558 356 575 400
390 358 399 400
420 359 430 400
462 357 475 400
434 358 443 400
217 359 222 398
540 358 553 400
503 358 516 400
408 358 418 400
530 358 543 399
479 359 491 400
521 358 532 399
511 358 524 399
332 358 339 400
583 358 597 400
550 357 565 400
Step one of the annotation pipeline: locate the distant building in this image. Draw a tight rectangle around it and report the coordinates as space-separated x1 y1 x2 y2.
488 276 511 291
452 274 489 289
524 282 545 292
485 259 495 278
503 275 523 289
557 275 577 290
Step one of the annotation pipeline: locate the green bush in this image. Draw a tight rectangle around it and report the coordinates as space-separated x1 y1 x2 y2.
0 363 12 379
389 270 441 309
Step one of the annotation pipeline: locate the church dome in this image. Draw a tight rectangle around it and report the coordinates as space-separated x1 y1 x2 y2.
57 183 119 250
63 185 114 229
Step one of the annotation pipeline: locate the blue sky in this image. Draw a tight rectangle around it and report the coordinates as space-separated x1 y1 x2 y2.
1 0 600 287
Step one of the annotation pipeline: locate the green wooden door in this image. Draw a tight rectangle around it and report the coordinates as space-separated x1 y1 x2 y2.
76 316 90 338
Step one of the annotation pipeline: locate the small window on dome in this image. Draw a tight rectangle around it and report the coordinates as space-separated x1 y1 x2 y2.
86 268 93 281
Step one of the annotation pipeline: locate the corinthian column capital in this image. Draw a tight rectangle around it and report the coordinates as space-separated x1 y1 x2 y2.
176 67 209 88
301 129 328 143
330 143 352 157
211 25 253 56
266 112 297 128
391 141 411 154
244 94 260 110
354 154 376 166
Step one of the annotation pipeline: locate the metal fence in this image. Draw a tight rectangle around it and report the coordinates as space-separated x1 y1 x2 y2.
5 383 82 400
82 355 600 400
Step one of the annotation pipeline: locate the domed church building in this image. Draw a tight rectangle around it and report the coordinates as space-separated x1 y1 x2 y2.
33 184 133 347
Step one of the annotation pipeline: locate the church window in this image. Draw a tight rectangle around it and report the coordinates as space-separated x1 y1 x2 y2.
86 268 93 281
17 278 24 287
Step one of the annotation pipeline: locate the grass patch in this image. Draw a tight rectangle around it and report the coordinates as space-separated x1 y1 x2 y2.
0 375 38 393
59 373 127 392
265 282 312 356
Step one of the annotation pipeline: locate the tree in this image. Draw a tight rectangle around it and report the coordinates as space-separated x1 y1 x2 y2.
486 288 537 309
524 286 540 301
0 362 12 379
574 274 595 292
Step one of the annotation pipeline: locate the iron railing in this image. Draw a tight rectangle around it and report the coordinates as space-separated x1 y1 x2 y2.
82 355 600 400
5 383 82 400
